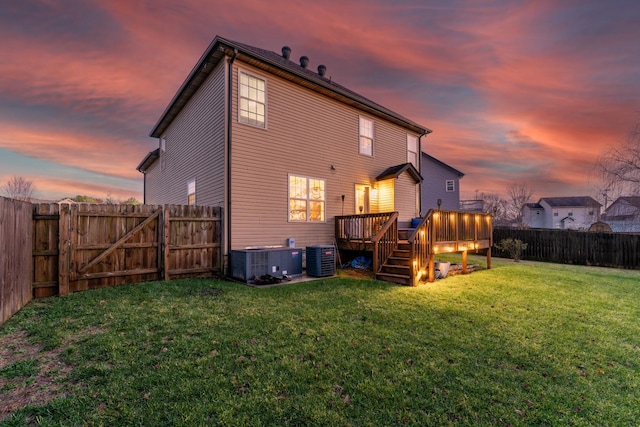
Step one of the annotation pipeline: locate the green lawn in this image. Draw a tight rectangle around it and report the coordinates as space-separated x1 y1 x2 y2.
1 256 639 426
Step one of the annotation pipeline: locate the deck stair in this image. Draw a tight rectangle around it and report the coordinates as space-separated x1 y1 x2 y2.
375 239 412 285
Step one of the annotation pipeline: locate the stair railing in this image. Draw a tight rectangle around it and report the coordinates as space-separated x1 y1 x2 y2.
407 212 433 286
371 211 399 274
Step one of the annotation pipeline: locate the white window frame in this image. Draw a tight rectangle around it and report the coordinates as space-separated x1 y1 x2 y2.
407 134 418 168
238 69 267 128
359 116 374 156
445 180 455 192
160 136 166 171
288 174 326 222
187 179 196 206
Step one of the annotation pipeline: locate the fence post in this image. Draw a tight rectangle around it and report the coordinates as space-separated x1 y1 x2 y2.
163 205 170 281
58 203 70 295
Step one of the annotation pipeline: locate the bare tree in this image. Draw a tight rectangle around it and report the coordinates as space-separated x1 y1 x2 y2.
597 120 640 197
105 192 115 205
481 192 509 224
2 176 35 201
505 182 535 227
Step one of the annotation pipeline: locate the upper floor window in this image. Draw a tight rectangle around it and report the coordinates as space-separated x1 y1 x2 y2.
445 180 455 192
407 135 418 168
289 175 325 222
359 116 373 156
160 136 166 171
187 179 196 205
239 71 266 128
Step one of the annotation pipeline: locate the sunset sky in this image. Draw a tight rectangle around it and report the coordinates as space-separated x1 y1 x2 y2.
1 0 639 203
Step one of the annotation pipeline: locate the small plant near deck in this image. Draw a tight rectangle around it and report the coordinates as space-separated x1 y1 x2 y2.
495 237 528 261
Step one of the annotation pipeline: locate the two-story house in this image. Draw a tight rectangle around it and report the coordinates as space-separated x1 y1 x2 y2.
137 36 432 273
602 196 640 232
420 153 464 212
522 196 601 229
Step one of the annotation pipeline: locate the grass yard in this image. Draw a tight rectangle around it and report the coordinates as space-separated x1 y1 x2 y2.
1 256 639 426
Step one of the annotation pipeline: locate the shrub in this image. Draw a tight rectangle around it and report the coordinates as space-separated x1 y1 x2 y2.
495 238 528 262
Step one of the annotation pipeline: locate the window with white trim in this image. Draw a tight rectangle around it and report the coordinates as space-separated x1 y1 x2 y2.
187 179 196 206
160 136 166 171
289 175 325 222
239 71 266 128
359 116 373 156
407 134 418 168
445 180 455 192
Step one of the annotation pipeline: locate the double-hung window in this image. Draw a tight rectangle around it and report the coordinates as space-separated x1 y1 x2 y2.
445 180 455 192
359 116 373 156
407 134 418 168
187 179 196 205
289 175 325 222
239 71 266 128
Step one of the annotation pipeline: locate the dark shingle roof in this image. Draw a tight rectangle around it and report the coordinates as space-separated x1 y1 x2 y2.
376 163 422 183
150 36 431 138
422 153 464 177
136 148 160 173
525 203 543 209
615 196 640 208
540 196 601 208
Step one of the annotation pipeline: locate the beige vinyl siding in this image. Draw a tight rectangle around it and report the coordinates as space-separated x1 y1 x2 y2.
144 61 226 206
375 180 395 213
229 61 418 249
395 172 419 222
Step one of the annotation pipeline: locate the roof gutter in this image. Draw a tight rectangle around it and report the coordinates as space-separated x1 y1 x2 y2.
418 129 432 216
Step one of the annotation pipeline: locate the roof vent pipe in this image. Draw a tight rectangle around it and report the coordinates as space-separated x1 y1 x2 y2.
300 56 309 68
317 64 327 77
282 46 291 60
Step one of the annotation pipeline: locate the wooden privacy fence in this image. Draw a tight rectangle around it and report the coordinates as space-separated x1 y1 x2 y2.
33 203 223 298
1 197 33 325
493 227 640 269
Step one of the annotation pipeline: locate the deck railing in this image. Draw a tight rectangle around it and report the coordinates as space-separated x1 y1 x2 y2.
429 209 493 252
336 210 493 285
335 212 396 244
407 215 431 286
408 209 493 284
371 212 399 274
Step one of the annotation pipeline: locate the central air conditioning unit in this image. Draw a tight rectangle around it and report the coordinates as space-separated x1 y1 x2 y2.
230 249 269 282
230 248 303 283
306 245 336 277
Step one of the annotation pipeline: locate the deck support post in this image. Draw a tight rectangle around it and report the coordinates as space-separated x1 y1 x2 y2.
427 253 435 283
462 249 467 274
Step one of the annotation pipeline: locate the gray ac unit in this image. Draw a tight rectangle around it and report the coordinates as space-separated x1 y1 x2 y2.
230 248 302 283
306 245 336 277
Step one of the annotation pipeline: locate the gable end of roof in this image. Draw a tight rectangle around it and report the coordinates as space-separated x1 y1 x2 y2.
376 163 423 183
150 35 432 138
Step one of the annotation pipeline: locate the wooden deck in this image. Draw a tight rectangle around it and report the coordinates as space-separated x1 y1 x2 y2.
335 210 493 285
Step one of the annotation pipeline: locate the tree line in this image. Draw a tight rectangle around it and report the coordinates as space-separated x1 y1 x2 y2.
1 176 140 205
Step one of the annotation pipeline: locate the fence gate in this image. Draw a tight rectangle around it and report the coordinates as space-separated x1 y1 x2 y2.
59 204 163 294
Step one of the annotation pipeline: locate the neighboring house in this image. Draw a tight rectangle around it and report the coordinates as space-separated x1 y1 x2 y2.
459 199 484 212
137 36 432 271
522 196 601 230
420 153 464 211
601 196 640 232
